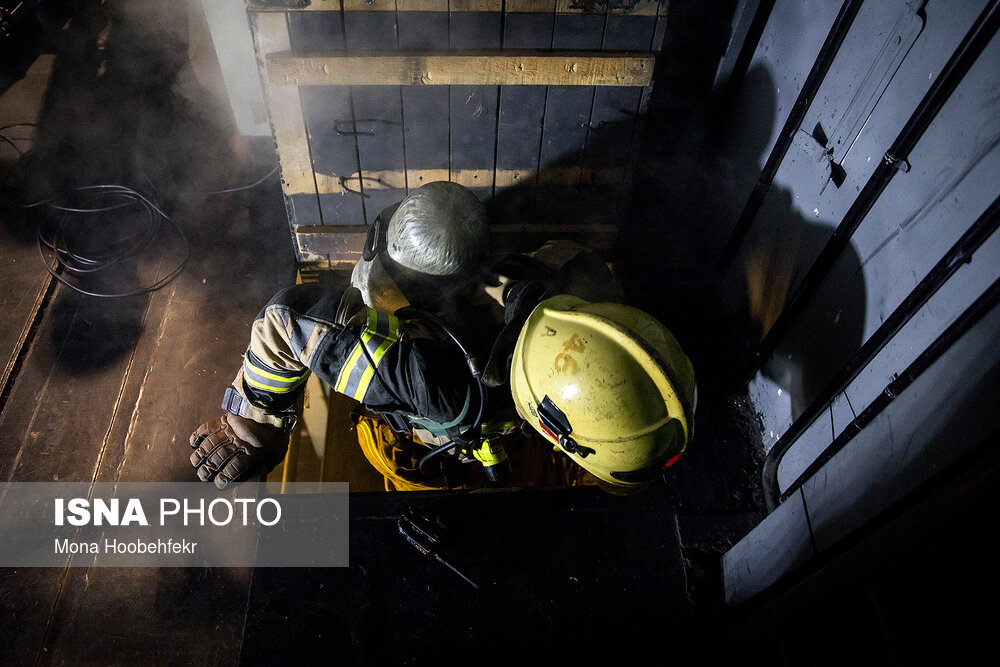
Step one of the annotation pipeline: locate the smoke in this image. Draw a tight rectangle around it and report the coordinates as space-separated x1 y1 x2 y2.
0 1 281 300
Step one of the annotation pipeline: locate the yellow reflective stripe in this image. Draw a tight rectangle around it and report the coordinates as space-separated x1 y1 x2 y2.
244 374 300 393
244 358 305 384
335 341 366 394
335 309 401 400
351 330 396 401
385 312 399 338
346 330 377 400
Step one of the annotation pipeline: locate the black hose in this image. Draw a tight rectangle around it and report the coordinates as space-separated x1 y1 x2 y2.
418 440 460 476
403 307 489 476
403 307 488 434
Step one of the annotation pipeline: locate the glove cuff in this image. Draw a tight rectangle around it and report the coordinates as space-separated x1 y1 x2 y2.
222 387 298 433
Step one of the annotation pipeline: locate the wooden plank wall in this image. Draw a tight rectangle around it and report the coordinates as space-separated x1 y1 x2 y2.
399 3 451 192
343 0 408 222
450 8 502 202
249 0 667 264
496 8 552 209
287 10 368 230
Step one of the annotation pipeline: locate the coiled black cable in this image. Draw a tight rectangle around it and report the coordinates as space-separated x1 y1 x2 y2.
2 124 279 298
29 184 190 298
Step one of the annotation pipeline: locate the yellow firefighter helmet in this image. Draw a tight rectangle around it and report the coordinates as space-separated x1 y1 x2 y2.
510 295 696 489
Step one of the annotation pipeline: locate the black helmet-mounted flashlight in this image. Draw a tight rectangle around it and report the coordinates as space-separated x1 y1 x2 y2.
537 395 595 458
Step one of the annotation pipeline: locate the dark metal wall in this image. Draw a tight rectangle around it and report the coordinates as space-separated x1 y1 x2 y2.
718 0 1000 603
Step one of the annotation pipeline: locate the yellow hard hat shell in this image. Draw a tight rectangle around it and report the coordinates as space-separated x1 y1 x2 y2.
510 295 696 488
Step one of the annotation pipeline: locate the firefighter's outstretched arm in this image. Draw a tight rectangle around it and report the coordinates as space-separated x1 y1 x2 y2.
190 285 473 488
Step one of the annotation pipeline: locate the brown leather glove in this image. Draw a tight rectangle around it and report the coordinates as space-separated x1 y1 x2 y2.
189 413 289 489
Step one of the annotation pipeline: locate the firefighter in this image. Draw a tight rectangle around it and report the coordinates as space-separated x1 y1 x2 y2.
189 183 696 492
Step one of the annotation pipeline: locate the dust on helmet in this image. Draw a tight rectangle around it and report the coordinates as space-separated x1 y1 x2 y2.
509 295 696 489
351 181 490 311
386 181 489 276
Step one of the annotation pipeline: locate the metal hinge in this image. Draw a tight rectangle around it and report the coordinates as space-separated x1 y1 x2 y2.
883 152 911 173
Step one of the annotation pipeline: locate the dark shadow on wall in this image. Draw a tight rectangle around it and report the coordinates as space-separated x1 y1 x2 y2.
743 186 868 419
618 62 867 422
485 159 629 249
718 65 867 419
483 1 743 258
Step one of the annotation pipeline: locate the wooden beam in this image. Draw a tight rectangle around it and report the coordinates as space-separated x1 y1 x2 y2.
295 224 621 236
287 167 630 196
248 0 342 11
294 223 618 258
251 13 318 210
342 0 395 11
553 0 661 16
506 0 557 12
396 0 450 11
296 225 369 258
248 0 665 14
266 52 654 87
449 0 504 11
611 0 661 17
250 0 516 11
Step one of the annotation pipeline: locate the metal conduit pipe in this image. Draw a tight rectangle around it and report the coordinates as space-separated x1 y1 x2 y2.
716 0 865 273
776 274 1000 505
761 194 1000 509
745 0 1000 387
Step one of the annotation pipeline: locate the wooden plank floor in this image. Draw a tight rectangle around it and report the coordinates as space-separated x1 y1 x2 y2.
0 217 52 405
0 3 297 663
0 54 56 405
0 163 296 666
0 171 296 664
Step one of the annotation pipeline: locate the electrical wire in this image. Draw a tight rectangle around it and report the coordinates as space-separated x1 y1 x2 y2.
33 184 191 298
195 164 279 196
139 163 280 199
0 124 44 157
3 120 279 298
0 133 26 157
0 123 45 132
405 307 488 434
